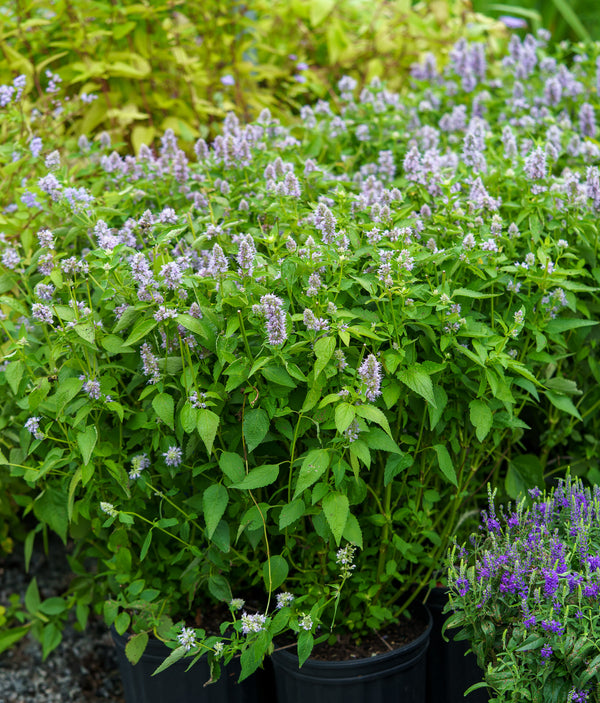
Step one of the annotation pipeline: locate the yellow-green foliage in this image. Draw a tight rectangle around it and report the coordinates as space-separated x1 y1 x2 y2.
1 0 506 148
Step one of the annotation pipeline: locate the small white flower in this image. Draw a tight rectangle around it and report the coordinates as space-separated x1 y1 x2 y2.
177 626 197 651
299 614 313 631
230 598 245 611
276 592 295 609
100 502 118 518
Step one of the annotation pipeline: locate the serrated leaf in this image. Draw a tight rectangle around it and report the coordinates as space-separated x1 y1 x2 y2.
297 631 314 667
469 399 493 441
197 409 220 455
546 391 582 420
384 452 413 485
203 484 228 539
261 365 297 388
5 360 24 395
77 425 97 466
322 492 349 545
335 403 355 434
279 499 305 529
124 318 157 346
313 336 336 378
433 445 457 486
232 464 279 490
152 392 174 429
354 405 392 437
293 449 330 499
152 645 187 676
125 632 149 665
243 408 269 453
398 365 436 406
342 513 363 548
219 452 245 483
262 555 288 592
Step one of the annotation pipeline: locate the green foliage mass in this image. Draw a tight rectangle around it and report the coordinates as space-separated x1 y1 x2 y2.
0 0 506 148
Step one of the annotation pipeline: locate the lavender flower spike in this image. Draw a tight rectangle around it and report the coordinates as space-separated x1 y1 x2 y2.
357 354 383 401
260 294 288 347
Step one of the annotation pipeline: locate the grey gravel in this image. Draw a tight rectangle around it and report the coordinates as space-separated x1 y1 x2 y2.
0 539 124 703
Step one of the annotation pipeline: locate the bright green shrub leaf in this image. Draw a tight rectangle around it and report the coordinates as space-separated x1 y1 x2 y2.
197 409 220 455
322 492 349 545
398 365 436 406
33 489 68 543
433 445 457 487
124 318 157 346
297 631 315 667
335 403 355 434
219 452 245 484
152 646 186 677
546 391 582 420
77 425 97 466
294 449 330 499
469 399 493 441
279 498 305 529
115 611 131 636
203 484 228 539
262 554 289 592
233 464 279 490
342 513 363 548
243 408 269 453
152 392 174 429
354 405 392 437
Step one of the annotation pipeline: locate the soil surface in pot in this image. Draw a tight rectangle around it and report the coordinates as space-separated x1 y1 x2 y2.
277 611 429 661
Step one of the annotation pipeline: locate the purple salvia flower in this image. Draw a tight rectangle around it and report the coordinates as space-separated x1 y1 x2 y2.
34 283 54 301
209 243 228 277
37 229 54 249
303 309 329 332
31 303 53 324
357 354 382 401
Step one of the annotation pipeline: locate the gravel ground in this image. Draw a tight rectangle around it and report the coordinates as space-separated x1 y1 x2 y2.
0 539 125 703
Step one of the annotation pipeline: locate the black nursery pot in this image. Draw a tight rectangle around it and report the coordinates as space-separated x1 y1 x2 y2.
271 604 432 703
425 586 489 703
111 627 277 703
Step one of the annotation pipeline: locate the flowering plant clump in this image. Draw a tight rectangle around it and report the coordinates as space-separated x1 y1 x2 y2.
445 476 600 703
2 28 600 677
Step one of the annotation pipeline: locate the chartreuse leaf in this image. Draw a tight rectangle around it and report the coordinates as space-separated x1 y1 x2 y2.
469 399 493 441
203 484 228 539
0 626 30 655
294 449 330 499
314 336 336 378
322 492 349 545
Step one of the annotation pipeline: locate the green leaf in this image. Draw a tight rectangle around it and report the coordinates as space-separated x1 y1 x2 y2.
219 452 245 483
125 632 149 665
140 530 153 561
313 336 336 378
469 399 493 442
152 645 187 676
0 626 30 656
73 322 96 345
279 499 306 529
433 445 457 486
115 611 131 636
5 360 24 394
364 427 401 453
322 492 349 546
56 377 84 414
384 452 413 486
33 489 68 543
335 403 355 434
25 578 41 613
152 392 174 429
297 631 314 667
233 464 279 490
354 405 392 437
342 513 363 548
39 597 67 616
545 391 582 420
505 455 543 500
42 623 62 660
179 403 197 433
428 385 448 430
197 409 220 455
262 555 289 592
261 366 297 388
124 318 157 346
208 574 232 602
398 365 436 407
203 484 228 539
77 425 97 465
293 449 330 499
243 408 269 453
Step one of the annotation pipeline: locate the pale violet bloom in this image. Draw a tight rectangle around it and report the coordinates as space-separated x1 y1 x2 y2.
100 502 118 518
177 626 197 651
